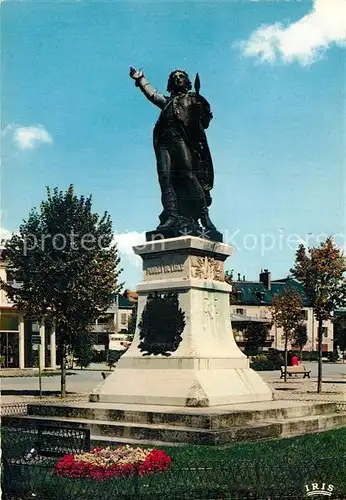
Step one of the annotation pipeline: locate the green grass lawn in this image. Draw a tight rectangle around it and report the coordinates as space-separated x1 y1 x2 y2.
3 428 346 499
162 427 346 462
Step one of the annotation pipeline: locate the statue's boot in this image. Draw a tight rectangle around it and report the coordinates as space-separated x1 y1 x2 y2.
200 207 216 231
157 189 178 230
158 215 178 230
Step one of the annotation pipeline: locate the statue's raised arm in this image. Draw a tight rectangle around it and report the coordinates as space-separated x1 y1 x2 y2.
129 67 167 109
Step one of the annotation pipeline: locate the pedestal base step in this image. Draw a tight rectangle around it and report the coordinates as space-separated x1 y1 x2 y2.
0 414 290 445
25 400 341 427
2 401 346 446
91 435 187 448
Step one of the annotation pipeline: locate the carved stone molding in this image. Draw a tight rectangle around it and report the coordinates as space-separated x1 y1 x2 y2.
191 256 224 281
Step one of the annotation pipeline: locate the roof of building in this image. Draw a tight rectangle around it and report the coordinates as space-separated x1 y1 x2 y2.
118 295 136 309
102 290 138 313
122 290 138 303
232 276 311 307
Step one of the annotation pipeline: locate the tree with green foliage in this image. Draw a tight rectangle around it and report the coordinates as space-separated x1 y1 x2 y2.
73 332 95 369
333 315 346 360
291 237 346 392
106 349 125 370
0 185 122 396
271 287 303 382
244 322 270 355
292 323 308 360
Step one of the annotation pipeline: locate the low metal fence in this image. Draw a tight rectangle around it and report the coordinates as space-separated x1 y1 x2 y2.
2 459 346 500
2 425 90 460
1 424 346 500
0 396 88 417
0 403 28 416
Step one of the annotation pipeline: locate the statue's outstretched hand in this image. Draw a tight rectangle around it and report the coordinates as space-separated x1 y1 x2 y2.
129 67 144 80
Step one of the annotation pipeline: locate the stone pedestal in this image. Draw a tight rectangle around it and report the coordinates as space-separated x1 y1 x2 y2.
90 236 273 406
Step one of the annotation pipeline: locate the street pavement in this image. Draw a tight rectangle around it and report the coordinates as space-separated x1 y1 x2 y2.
1 365 110 401
1 362 345 404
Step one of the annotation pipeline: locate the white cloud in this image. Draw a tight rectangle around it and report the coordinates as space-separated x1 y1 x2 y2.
2 123 53 150
0 227 12 248
14 125 53 150
237 0 346 66
113 231 146 268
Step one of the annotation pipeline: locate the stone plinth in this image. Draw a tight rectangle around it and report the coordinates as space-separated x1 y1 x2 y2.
146 226 223 243
90 236 273 406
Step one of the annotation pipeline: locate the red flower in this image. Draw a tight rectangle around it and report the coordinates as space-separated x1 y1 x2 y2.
54 446 172 480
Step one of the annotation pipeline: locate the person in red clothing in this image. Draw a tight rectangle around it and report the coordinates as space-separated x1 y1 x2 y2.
291 354 299 366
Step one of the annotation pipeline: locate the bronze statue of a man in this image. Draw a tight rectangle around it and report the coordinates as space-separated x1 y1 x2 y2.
129 67 217 233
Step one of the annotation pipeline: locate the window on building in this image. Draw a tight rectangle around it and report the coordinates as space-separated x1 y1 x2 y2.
0 314 19 331
301 310 308 320
31 322 40 333
121 313 127 325
322 327 328 338
6 270 24 284
97 316 110 325
0 332 19 368
255 291 265 302
236 308 245 316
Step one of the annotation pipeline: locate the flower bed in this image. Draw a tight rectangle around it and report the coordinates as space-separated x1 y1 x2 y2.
54 445 172 480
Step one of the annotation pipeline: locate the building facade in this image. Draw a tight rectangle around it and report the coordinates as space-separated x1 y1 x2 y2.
91 293 136 352
0 248 137 368
230 270 334 353
0 251 57 369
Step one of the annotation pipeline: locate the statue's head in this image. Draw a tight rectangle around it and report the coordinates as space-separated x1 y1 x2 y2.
167 70 192 93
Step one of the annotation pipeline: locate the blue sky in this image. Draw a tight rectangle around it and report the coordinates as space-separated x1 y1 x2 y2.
1 0 345 287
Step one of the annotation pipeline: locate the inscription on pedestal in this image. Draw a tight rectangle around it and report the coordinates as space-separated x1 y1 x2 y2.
145 263 184 276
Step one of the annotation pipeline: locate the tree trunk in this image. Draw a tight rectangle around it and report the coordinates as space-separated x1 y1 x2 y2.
61 343 67 398
317 318 323 393
284 336 288 382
